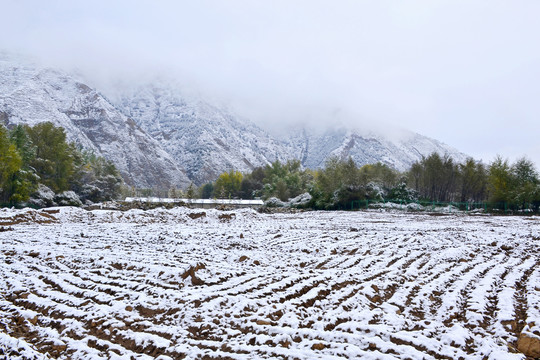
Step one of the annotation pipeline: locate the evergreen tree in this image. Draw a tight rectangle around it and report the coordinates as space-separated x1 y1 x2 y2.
200 183 214 199
9 125 36 165
74 151 123 202
3 125 38 204
239 166 266 199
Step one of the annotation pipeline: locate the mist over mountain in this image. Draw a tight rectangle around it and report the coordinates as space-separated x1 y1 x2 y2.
0 54 190 189
2 1 540 167
284 127 467 172
1 54 467 187
111 84 295 185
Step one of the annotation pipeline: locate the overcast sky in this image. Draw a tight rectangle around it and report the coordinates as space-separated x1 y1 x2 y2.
2 0 539 166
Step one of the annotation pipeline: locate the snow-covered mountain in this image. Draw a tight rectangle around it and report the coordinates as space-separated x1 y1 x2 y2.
285 127 467 171
113 84 467 183
0 54 467 189
112 85 295 185
0 55 190 189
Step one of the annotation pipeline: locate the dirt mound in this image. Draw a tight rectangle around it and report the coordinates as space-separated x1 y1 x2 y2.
0 209 58 225
218 213 236 222
188 212 206 220
182 263 207 286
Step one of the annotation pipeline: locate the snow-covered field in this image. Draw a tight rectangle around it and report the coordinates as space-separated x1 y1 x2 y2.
1 207 539 360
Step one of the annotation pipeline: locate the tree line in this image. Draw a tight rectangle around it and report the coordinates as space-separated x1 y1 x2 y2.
197 160 313 202
198 153 540 212
0 122 123 207
407 153 540 211
2 121 538 213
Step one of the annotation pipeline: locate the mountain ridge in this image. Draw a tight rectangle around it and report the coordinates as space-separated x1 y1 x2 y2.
0 56 191 189
0 55 468 188
112 84 296 185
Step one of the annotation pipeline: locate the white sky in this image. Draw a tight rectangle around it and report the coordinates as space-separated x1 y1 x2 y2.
2 0 539 166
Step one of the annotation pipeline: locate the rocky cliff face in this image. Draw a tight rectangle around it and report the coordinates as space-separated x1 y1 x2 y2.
0 56 190 189
113 85 294 185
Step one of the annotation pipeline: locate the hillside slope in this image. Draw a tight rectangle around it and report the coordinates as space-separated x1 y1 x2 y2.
0 56 190 189
114 84 467 184
114 85 294 185
286 127 467 171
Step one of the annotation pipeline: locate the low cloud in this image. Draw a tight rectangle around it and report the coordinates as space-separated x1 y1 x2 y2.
2 0 539 165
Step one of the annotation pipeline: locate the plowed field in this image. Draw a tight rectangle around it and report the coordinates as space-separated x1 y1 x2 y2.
1 207 539 359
